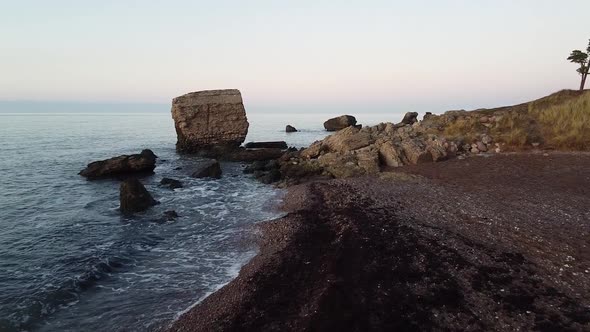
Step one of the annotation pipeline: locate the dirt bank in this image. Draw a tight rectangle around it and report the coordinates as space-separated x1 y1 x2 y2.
168 152 590 331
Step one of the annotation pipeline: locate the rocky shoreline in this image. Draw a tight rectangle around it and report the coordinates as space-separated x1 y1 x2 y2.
74 88 589 330
168 152 590 331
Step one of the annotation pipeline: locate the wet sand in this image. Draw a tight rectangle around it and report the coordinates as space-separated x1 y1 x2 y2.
169 152 590 331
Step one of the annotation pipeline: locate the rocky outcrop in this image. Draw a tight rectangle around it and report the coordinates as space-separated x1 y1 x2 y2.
120 178 158 214
244 141 288 149
286 125 298 133
191 160 222 179
79 149 157 180
277 120 459 182
160 177 183 189
171 89 249 155
323 115 357 131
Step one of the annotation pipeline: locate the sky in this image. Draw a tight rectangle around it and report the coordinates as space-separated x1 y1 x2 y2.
1 0 589 112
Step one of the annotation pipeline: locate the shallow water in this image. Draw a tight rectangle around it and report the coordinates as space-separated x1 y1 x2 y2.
0 110 403 331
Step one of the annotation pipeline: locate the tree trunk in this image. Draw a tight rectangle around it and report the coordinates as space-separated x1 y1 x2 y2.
583 65 590 91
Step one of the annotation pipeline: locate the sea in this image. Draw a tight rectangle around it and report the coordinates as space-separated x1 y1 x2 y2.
0 108 406 332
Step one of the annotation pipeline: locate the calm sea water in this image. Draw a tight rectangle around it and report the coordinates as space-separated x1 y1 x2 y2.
0 110 403 332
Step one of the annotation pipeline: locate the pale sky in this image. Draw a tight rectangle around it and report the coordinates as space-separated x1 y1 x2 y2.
1 0 589 112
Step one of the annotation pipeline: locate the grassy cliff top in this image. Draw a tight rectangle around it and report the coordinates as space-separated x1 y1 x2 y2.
428 89 590 150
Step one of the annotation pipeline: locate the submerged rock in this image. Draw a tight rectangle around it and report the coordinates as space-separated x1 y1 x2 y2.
160 177 183 189
323 115 357 131
163 210 179 221
191 160 222 179
79 149 157 180
244 141 288 149
171 89 249 155
225 148 285 162
120 178 158 214
286 125 298 133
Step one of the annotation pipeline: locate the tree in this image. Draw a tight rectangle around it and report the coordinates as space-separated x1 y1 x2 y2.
567 39 590 91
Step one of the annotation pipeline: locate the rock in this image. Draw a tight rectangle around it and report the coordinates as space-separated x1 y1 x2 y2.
120 178 158 214
225 148 285 162
163 210 179 220
355 147 380 174
471 144 480 154
257 169 282 184
280 160 323 180
532 142 540 148
286 125 298 133
160 177 183 189
300 141 323 159
171 89 249 154
322 126 372 153
401 139 432 164
323 115 357 131
426 139 448 162
191 160 222 179
481 134 493 145
244 141 288 149
243 160 268 174
423 112 433 121
476 141 487 152
401 112 419 125
479 116 490 123
79 149 157 180
378 141 403 167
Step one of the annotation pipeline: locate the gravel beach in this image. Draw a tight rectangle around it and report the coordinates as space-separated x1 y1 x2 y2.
169 152 590 331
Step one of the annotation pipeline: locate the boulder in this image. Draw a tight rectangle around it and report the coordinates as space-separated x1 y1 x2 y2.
401 112 419 125
160 177 183 189
476 141 488 152
79 149 157 180
481 134 493 145
171 89 249 155
257 169 282 184
322 126 372 153
191 160 222 179
355 147 380 174
378 141 403 167
120 178 158 214
426 139 448 162
244 141 288 149
286 125 298 133
401 139 433 164
300 141 323 159
323 115 357 131
243 160 268 174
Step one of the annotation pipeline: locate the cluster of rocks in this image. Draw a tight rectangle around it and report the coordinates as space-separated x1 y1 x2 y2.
271 109 516 184
79 149 226 217
243 160 282 184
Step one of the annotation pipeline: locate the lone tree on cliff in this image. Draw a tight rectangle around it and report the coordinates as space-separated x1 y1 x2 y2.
567 39 590 90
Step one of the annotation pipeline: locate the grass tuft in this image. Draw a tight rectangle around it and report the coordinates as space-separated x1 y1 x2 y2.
529 92 590 150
